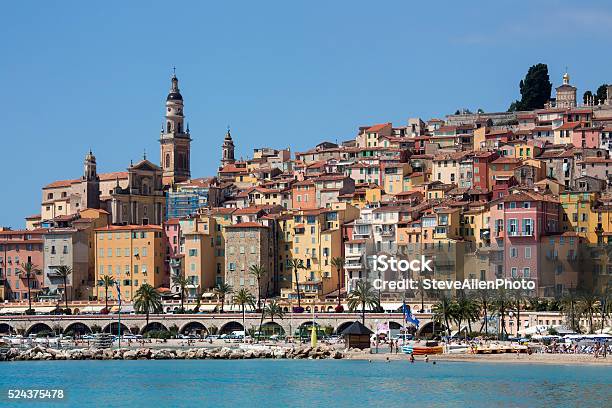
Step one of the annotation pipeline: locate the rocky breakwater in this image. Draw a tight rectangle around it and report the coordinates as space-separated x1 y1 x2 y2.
0 345 345 362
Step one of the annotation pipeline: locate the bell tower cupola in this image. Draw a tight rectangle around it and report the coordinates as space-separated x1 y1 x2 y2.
160 68 191 185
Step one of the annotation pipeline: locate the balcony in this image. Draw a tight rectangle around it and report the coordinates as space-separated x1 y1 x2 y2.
344 261 363 270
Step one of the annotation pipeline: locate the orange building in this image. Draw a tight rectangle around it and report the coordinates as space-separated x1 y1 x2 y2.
94 225 166 302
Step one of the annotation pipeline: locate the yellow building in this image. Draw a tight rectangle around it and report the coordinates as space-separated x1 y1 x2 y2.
95 225 165 301
403 172 425 191
383 163 412 194
281 203 359 300
560 192 598 243
181 216 217 299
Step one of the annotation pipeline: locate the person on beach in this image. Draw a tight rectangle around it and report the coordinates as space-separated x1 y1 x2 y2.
395 340 399 354
409 353 415 363
424 355 429 363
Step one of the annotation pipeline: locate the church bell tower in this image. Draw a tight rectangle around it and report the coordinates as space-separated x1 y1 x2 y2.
160 70 191 185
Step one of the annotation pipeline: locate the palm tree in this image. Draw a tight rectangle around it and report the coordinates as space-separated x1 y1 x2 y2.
511 282 527 337
578 292 600 334
97 275 116 313
134 283 162 327
287 259 306 311
19 262 40 313
477 289 493 335
172 273 189 313
455 293 478 336
432 294 454 337
330 257 344 311
560 288 580 333
249 264 266 310
264 299 285 337
493 288 511 340
347 280 380 325
234 288 255 341
265 299 285 322
214 282 233 313
54 265 72 313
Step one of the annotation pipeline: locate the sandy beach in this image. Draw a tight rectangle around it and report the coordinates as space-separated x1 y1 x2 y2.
347 350 612 366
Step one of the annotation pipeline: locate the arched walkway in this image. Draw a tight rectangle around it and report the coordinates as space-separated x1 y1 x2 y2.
218 321 244 335
103 322 130 334
0 323 14 334
63 322 92 336
260 321 285 336
26 323 53 336
297 321 319 337
389 321 402 330
416 321 445 337
141 322 169 335
180 321 208 335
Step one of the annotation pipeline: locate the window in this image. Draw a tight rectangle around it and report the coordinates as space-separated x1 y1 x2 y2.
508 219 518 235
510 247 518 258
523 267 530 278
189 249 197 256
525 247 531 259
511 267 518 278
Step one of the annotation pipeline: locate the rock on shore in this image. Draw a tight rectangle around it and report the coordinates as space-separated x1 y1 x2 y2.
0 345 345 362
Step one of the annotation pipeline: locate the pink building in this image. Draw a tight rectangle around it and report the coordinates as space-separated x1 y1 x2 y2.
163 219 182 279
571 126 602 149
500 191 560 292
0 229 46 301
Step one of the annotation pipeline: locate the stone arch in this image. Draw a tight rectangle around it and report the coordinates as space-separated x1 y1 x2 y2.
389 321 402 330
63 322 92 336
326 306 335 312
260 321 285 336
180 321 208 335
282 307 289 313
335 321 355 334
296 320 319 336
103 322 131 334
0 323 14 334
141 322 169 335
26 323 53 336
218 321 244 335
416 321 445 337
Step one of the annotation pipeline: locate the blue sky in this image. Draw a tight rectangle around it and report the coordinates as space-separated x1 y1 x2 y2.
2 0 612 227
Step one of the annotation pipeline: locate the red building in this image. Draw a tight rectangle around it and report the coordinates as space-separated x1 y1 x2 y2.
472 151 498 191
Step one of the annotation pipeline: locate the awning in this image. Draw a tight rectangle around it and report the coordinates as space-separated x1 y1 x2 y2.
0 307 26 314
35 306 60 313
225 303 255 312
110 305 135 313
381 302 403 312
201 293 216 298
81 305 105 313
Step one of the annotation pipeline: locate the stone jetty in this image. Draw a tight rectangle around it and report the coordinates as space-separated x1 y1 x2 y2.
0 345 345 362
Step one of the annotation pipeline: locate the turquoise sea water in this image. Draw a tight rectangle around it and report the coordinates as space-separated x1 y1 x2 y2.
0 360 610 407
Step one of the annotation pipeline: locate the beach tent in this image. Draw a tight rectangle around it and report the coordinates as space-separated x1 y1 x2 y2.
341 321 373 350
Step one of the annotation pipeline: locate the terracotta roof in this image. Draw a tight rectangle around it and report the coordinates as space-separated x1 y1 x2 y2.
44 171 128 189
95 224 162 231
366 123 391 132
225 222 268 229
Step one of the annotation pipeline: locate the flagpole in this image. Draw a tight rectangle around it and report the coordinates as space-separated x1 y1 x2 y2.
116 281 122 349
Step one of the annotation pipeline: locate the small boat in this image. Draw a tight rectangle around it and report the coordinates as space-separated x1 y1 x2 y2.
402 341 444 355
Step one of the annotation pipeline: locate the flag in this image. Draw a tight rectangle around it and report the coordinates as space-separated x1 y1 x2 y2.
116 282 122 308
402 302 420 328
